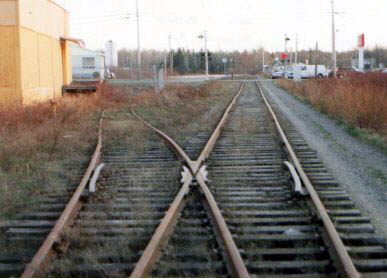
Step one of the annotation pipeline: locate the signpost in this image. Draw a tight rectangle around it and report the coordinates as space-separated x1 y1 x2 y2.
358 34 365 72
222 58 227 74
280 52 288 62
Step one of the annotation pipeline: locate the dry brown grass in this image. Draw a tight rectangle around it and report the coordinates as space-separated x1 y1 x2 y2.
43 81 240 277
0 81 238 219
277 73 387 138
0 85 130 219
130 82 233 141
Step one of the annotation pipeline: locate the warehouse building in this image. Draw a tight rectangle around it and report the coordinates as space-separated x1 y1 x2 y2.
0 0 80 105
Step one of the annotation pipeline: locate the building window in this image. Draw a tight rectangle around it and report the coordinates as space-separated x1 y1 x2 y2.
82 57 95 69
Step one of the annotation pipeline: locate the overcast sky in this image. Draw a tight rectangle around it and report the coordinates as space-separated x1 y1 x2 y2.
57 0 387 53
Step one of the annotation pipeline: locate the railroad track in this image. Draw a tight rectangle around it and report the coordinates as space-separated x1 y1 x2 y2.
0 81 386 277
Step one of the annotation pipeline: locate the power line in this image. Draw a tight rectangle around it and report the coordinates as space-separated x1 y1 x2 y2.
72 13 135 21
72 16 134 26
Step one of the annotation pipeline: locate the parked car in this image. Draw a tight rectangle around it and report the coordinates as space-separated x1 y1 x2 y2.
285 67 294 79
271 70 284 79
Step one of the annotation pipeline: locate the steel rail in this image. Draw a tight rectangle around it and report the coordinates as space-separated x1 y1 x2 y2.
196 82 245 163
131 108 197 175
195 174 249 278
21 112 105 278
130 83 249 278
256 81 360 278
130 175 194 278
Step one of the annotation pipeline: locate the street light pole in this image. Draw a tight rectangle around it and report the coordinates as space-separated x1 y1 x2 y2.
136 0 142 80
204 31 209 80
295 33 298 64
169 35 173 76
331 0 337 78
285 34 290 67
262 48 265 72
198 32 209 80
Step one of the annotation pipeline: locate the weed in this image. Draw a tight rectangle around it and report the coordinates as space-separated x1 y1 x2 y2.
0 84 129 219
277 73 387 151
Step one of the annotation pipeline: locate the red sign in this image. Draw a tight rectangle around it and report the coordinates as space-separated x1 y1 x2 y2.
280 53 288 60
358 34 365 48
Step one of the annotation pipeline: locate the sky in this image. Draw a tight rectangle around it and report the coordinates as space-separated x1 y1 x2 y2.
56 0 387 53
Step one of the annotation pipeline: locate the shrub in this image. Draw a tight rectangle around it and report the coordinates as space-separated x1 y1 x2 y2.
277 74 387 137
0 81 231 218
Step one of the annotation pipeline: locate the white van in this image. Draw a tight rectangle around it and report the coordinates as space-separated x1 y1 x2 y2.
300 65 328 78
286 65 328 79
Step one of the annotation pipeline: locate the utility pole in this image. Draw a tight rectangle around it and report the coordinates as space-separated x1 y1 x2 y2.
204 31 209 80
331 0 337 78
164 51 167 79
315 42 319 77
169 35 173 76
136 0 142 80
262 48 265 72
199 32 209 79
130 58 134 80
294 33 298 64
198 31 210 80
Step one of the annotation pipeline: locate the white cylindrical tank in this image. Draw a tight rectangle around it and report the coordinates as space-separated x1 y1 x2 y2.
105 40 118 68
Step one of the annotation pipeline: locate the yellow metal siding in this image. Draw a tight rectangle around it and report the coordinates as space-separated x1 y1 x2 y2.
19 27 39 97
19 26 67 103
0 0 18 25
52 39 63 99
0 26 21 103
0 0 71 105
61 41 72 86
19 0 69 40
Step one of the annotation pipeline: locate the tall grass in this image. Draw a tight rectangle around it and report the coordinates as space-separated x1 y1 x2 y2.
0 85 130 218
277 73 387 138
0 81 235 219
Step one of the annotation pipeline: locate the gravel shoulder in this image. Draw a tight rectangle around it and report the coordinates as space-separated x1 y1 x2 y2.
258 77 387 239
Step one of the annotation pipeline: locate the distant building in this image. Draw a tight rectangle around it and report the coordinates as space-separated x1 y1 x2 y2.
0 0 80 105
71 45 105 81
105 40 118 69
364 58 377 71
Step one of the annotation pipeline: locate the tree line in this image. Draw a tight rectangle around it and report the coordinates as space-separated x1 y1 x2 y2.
117 46 387 76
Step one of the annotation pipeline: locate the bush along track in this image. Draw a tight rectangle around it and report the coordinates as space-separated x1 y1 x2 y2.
276 73 387 152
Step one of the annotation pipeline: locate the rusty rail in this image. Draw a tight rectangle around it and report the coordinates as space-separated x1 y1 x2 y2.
21 112 105 278
256 81 360 278
130 83 249 278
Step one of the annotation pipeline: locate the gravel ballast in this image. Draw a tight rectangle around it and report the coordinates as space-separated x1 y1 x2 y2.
258 77 387 239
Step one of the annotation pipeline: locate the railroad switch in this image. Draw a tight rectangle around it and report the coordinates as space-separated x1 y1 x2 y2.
180 165 208 185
